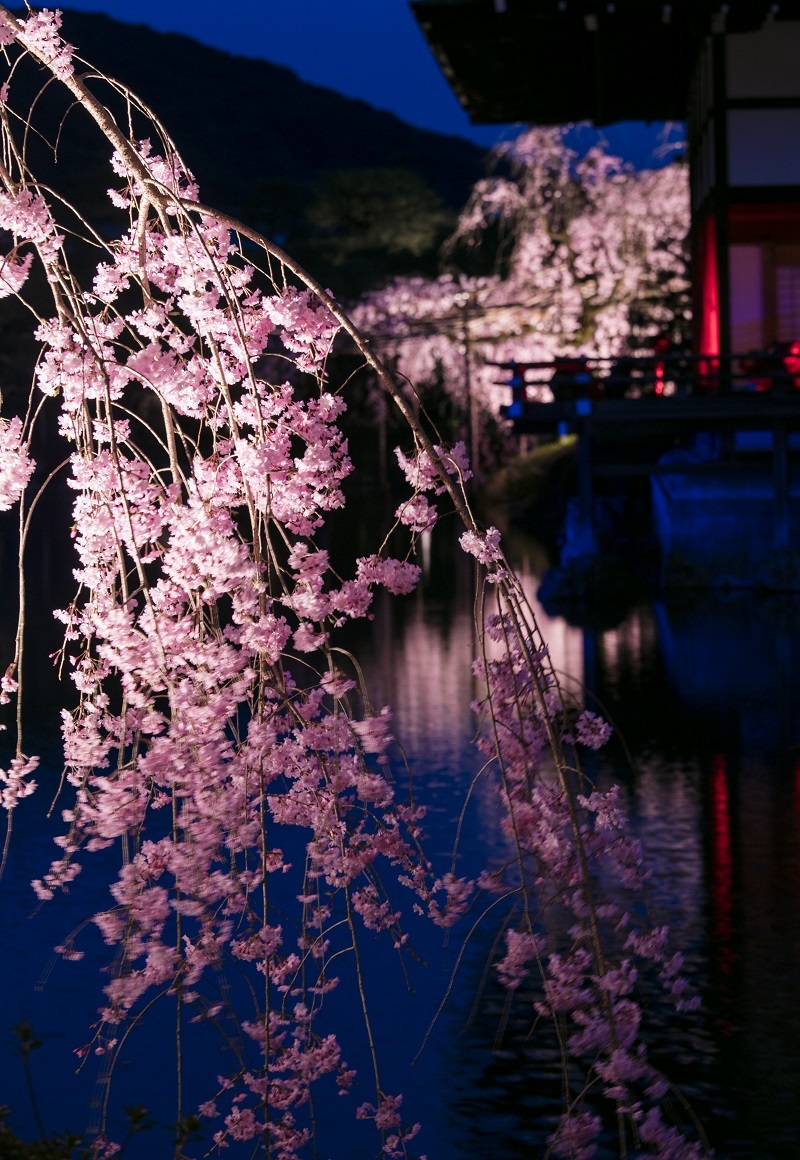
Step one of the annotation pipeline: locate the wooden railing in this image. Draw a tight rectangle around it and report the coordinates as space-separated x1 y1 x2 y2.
494 347 800 415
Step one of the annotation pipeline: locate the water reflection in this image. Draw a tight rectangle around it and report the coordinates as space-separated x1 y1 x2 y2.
353 528 800 1160
2 511 800 1157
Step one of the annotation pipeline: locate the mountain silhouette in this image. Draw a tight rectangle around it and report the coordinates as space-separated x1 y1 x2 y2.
5 9 485 294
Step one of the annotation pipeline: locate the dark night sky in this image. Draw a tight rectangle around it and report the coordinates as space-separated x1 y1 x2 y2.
57 1 683 166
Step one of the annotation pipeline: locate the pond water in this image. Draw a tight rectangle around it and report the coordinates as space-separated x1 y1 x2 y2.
1 515 800 1158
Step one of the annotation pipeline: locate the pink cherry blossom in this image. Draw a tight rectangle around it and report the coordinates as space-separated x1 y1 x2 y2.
0 754 38 810
354 129 689 472
0 19 707 1160
459 525 504 565
0 417 34 510
15 8 74 79
574 709 614 750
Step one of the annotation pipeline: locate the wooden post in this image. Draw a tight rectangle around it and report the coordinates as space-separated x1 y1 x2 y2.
461 296 479 488
576 400 597 556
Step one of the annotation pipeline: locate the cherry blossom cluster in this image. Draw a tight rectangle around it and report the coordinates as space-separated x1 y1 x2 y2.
0 417 34 510
353 128 690 455
469 590 705 1158
0 753 38 811
394 438 471 535
31 204 440 1147
5 7 74 80
0 17 461 1151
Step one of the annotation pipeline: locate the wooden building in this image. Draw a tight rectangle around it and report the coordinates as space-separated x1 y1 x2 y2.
410 1 800 359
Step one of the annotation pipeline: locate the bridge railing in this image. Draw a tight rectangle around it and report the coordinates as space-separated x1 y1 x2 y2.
494 347 800 415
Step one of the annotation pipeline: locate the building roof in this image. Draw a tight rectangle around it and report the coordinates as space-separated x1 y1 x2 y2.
410 1 798 125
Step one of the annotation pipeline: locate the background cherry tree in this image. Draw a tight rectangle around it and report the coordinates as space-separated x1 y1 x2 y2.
354 127 690 463
0 8 707 1159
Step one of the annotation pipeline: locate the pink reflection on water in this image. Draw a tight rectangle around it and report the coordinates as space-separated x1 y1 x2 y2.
710 753 735 979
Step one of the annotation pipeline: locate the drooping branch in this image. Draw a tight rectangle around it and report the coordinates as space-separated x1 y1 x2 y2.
0 10 707 1159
